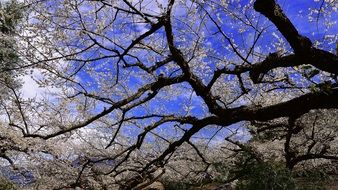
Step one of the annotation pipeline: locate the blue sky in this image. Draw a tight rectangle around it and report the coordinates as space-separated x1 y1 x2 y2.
19 0 337 146
81 0 336 142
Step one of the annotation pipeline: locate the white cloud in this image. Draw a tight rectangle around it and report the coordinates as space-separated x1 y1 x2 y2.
20 69 62 100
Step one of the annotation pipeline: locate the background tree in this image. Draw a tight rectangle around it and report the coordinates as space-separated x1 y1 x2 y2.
0 0 28 171
0 0 22 87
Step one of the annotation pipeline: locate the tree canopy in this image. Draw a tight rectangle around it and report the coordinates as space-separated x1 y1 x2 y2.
0 0 337 189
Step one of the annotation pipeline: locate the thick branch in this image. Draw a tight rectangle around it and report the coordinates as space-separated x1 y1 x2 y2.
254 0 312 54
163 2 223 114
253 0 338 76
249 51 338 83
228 89 338 122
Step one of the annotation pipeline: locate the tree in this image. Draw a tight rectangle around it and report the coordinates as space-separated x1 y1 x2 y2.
0 0 26 173
0 0 22 84
0 0 337 189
